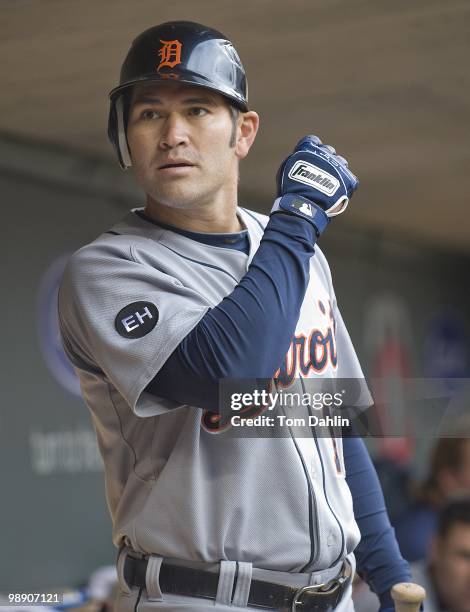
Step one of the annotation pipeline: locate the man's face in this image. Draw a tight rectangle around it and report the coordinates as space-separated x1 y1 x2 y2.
126 80 239 210
432 523 470 612
438 440 470 497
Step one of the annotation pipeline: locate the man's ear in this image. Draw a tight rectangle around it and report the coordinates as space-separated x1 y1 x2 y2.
235 111 259 160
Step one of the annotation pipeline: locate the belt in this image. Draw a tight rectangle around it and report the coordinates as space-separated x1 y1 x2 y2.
123 556 352 611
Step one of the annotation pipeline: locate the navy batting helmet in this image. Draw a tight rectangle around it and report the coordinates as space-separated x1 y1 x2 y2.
108 21 248 169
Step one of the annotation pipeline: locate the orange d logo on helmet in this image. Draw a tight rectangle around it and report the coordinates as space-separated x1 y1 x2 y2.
157 39 182 70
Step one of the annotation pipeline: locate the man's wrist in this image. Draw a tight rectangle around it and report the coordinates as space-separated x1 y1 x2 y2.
270 194 330 236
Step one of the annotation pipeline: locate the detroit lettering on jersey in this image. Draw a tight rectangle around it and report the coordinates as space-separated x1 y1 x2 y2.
275 299 337 388
201 298 338 433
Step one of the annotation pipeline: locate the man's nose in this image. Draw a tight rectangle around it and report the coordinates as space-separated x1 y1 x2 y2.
158 112 189 149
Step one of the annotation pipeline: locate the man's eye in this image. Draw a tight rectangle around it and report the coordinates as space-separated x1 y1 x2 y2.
188 107 208 117
140 110 160 120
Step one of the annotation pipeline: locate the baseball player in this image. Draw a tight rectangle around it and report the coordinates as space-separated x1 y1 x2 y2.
58 21 411 611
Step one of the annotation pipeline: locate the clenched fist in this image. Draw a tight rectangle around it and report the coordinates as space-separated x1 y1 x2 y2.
271 135 359 236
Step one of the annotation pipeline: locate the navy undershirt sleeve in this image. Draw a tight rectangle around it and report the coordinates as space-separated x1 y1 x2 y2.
146 212 317 410
343 435 411 610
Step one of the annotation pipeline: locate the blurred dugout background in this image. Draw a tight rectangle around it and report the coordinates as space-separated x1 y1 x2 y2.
1 0 469 595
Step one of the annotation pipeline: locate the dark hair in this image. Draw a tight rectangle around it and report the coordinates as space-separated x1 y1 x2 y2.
228 103 240 147
437 497 470 539
122 90 132 131
419 438 470 506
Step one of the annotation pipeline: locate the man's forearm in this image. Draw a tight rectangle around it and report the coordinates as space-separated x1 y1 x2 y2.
344 435 411 609
147 213 317 408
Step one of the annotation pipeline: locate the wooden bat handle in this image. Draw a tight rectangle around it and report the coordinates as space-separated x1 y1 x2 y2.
391 582 426 612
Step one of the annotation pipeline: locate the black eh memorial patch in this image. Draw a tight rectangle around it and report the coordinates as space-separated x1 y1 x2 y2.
115 301 159 339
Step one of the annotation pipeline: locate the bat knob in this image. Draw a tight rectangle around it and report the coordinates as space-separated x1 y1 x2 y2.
391 582 426 612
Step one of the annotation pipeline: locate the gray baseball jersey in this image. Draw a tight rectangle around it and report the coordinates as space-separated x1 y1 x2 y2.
58 206 365 573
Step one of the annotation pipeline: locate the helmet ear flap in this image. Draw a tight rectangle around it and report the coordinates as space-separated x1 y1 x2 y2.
108 94 132 170
116 95 132 169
